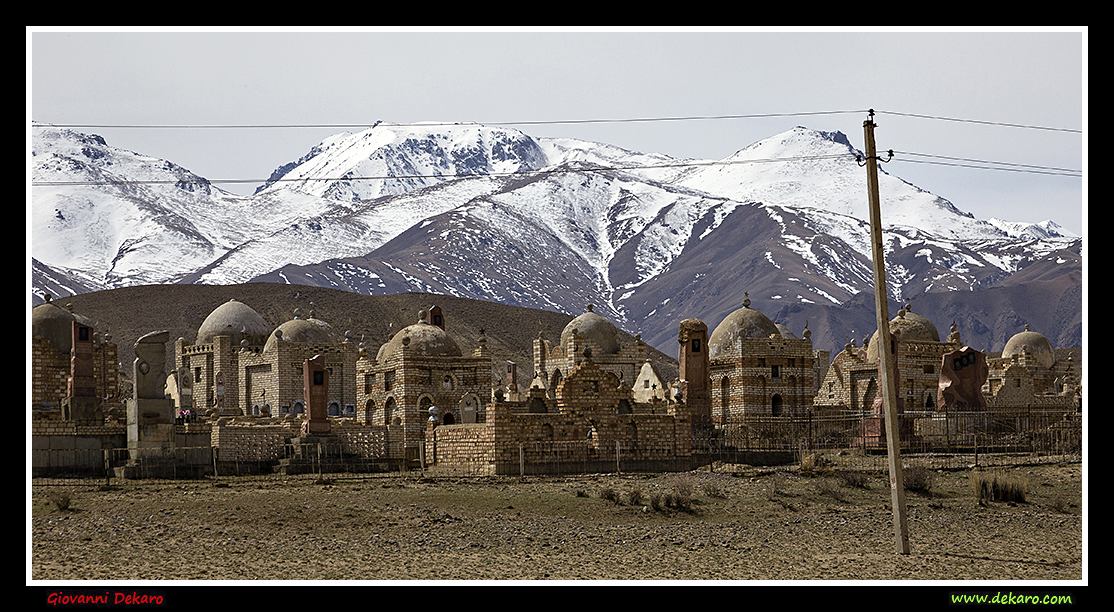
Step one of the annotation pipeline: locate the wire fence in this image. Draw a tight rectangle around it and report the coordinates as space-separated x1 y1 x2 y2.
31 408 1081 487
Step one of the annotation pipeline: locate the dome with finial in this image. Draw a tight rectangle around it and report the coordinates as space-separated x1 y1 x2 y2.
196 299 271 347
376 309 462 363
263 307 337 352
1002 324 1055 370
899 301 940 342
560 304 621 355
708 293 781 360
866 307 939 361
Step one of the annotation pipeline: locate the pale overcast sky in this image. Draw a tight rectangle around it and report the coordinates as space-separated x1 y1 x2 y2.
29 27 1086 235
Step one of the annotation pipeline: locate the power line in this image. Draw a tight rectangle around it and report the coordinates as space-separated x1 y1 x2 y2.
33 110 869 131
875 110 1082 134
32 108 1083 133
892 151 1082 177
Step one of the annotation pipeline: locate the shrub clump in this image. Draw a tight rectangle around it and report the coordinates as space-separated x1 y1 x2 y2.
903 465 936 493
48 491 72 511
800 452 832 475
835 470 871 489
700 481 727 499
598 487 620 505
971 472 1027 505
626 487 644 506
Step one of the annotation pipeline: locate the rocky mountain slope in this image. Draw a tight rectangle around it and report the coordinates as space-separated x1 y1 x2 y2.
30 121 1082 357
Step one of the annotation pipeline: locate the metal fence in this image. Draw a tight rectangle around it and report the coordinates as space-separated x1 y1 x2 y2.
696 407 1082 472
31 408 1082 487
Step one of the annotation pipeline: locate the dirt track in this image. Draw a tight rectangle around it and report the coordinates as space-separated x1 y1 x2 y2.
30 462 1083 582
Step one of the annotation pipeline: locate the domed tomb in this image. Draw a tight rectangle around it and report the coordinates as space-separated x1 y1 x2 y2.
376 310 463 363
866 308 939 362
708 296 780 361
32 299 96 355
1001 324 1055 370
263 308 338 353
560 305 621 355
197 299 271 347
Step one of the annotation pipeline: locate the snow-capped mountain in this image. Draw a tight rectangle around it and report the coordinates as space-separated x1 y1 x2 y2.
30 122 1082 355
987 217 1080 240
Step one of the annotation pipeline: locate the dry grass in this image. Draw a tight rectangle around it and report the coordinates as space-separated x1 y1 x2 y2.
902 465 936 493
972 471 1028 504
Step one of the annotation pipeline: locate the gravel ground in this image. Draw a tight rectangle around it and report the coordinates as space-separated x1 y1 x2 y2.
29 462 1084 583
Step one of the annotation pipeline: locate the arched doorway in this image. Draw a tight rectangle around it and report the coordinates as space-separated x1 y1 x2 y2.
384 397 396 426
720 375 731 422
364 399 376 424
771 394 783 417
549 369 563 400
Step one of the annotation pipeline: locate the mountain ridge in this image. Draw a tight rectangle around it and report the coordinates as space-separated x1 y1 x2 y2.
30 121 1082 357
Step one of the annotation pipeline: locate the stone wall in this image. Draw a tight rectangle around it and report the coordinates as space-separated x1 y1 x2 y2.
30 421 213 476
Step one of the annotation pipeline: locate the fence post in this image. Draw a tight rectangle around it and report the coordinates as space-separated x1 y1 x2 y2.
519 443 524 478
1027 404 1033 455
616 440 621 474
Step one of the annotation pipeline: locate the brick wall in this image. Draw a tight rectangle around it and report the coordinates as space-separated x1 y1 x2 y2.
32 336 119 414
711 336 816 419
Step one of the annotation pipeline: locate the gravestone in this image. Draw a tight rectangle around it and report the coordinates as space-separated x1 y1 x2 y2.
857 336 914 447
301 354 331 435
177 367 193 413
938 347 989 410
118 331 199 478
126 331 175 453
62 321 102 423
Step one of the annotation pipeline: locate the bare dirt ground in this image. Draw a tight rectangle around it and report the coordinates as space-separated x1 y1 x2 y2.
30 461 1084 583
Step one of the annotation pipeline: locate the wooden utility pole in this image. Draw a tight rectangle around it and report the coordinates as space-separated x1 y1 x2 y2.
861 110 910 554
